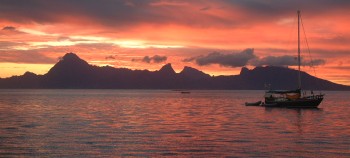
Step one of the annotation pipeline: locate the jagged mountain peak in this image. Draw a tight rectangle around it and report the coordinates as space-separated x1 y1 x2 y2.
180 66 210 79
47 52 91 76
57 52 88 65
158 63 176 74
62 52 80 61
180 66 203 74
239 67 250 75
181 66 196 72
58 52 89 66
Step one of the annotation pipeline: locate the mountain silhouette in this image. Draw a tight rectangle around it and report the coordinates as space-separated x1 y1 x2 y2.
179 66 210 80
158 63 176 75
45 53 94 88
0 53 349 90
238 66 347 90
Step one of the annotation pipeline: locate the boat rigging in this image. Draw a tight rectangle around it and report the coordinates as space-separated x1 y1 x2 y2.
263 10 324 108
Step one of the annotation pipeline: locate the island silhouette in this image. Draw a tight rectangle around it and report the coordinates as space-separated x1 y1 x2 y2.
0 52 349 90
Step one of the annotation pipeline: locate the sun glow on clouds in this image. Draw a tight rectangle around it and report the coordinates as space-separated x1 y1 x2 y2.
18 28 59 36
0 63 52 78
1 0 350 85
27 35 184 49
111 40 184 49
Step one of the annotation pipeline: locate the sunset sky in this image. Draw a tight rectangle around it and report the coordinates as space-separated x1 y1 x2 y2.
1 0 350 85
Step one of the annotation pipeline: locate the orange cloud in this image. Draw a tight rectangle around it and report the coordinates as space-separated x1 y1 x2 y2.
1 0 350 85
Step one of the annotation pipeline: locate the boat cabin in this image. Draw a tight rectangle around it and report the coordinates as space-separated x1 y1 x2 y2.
265 89 301 102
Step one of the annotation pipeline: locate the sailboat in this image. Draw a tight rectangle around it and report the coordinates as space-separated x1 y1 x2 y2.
263 10 324 108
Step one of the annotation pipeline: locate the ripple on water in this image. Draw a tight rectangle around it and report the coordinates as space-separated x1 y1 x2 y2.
0 90 349 157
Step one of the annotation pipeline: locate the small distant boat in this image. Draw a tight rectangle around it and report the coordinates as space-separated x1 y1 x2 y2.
180 91 191 94
245 101 262 106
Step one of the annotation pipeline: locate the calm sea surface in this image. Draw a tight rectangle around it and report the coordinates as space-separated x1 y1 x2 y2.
0 90 349 157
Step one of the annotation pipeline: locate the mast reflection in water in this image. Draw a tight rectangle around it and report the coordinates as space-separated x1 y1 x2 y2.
0 90 349 157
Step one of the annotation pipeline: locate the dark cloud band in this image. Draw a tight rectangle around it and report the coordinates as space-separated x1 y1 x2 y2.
2 0 349 28
186 48 256 67
184 48 325 67
132 55 167 63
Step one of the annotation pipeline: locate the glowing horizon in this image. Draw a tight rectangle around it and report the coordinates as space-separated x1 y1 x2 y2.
1 0 350 85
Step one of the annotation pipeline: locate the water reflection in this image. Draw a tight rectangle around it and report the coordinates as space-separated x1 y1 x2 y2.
0 90 349 157
264 107 323 135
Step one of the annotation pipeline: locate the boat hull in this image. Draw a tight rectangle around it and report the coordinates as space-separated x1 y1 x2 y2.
261 11 325 109
265 97 323 108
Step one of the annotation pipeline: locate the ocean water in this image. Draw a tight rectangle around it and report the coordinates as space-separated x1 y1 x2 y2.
0 90 349 157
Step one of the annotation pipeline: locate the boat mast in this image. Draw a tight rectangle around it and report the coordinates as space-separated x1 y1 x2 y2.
297 10 301 89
